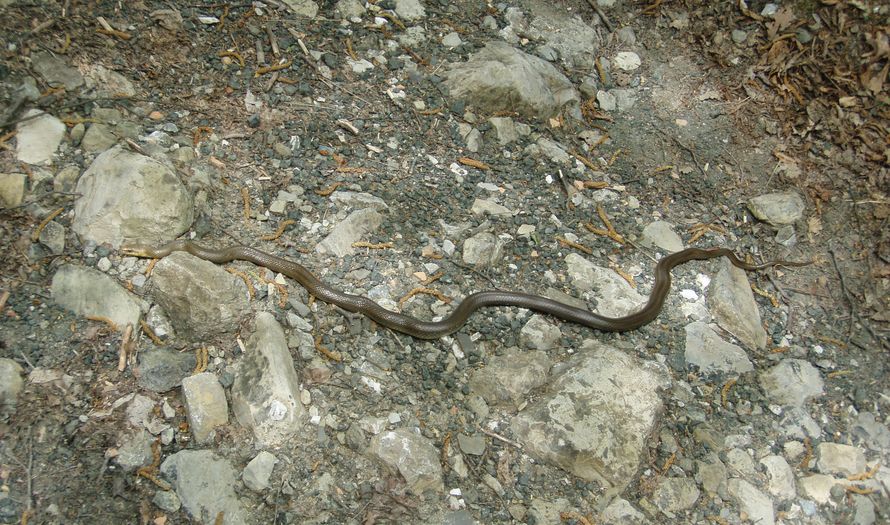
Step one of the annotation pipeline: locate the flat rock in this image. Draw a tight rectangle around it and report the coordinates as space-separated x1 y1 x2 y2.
316 208 383 257
510 342 670 489
709 259 767 350
443 41 579 120
852 412 890 450
760 454 796 500
84 65 136 98
468 348 551 407
394 0 425 21
37 220 65 255
759 359 824 407
368 428 443 495
73 145 193 248
281 0 318 17
136 348 196 392
640 221 684 253
181 372 229 444
747 192 805 226
81 123 119 152
51 265 146 328
329 191 389 211
520 314 561 350
150 252 250 338
526 6 600 68
0 173 26 208
470 198 512 216
335 0 365 19
651 477 700 514
231 312 305 445
726 478 774 525
798 473 847 504
816 442 866 476
160 450 250 525
115 429 154 471
30 51 84 90
684 321 753 375
598 498 650 525
489 117 519 145
16 109 66 165
535 137 572 164
462 231 505 267
565 253 646 318
0 358 24 406
243 451 278 492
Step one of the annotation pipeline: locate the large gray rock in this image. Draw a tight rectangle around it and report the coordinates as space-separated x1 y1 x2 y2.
511 342 670 489
759 359 824 407
526 4 601 68
16 109 66 165
231 313 304 445
462 231 505 267
747 192 805 226
73 145 193 248
30 51 85 90
468 348 551 407
684 321 753 375
640 221 684 253
726 478 775 525
443 41 579 120
565 253 646 318
368 428 443 495
149 252 250 338
136 348 196 392
51 265 146 327
160 450 250 525
709 259 767 350
315 208 383 257
181 372 229 444
394 0 425 21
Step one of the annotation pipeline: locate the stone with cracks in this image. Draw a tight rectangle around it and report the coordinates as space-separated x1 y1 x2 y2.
160 450 250 525
16 110 66 165
511 342 670 489
316 208 383 257
73 145 193 248
443 41 579 120
51 265 146 328
150 252 250 338
368 428 443 495
709 259 768 350
231 313 305 446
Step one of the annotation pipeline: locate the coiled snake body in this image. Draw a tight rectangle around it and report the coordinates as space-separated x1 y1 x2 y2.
122 240 807 339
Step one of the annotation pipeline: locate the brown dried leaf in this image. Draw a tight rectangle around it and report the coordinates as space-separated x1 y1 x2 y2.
766 7 796 40
861 61 889 95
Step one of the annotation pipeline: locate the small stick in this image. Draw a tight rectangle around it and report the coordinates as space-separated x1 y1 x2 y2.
30 207 64 241
118 323 133 371
584 0 614 32
477 425 522 449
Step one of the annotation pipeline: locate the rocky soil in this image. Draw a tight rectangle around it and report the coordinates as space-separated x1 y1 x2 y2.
0 1 888 524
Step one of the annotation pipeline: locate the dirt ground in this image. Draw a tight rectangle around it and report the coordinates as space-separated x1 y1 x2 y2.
0 0 887 524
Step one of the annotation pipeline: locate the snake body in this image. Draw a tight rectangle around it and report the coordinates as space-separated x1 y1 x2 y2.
122 240 806 339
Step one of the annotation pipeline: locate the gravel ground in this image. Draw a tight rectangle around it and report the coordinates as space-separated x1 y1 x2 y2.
0 1 887 524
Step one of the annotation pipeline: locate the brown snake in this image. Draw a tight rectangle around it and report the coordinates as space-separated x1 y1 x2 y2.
122 240 809 339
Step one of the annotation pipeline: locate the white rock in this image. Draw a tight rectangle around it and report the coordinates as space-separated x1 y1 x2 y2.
613 51 641 71
16 110 66 164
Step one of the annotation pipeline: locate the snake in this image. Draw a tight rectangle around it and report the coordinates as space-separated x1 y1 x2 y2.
121 240 809 340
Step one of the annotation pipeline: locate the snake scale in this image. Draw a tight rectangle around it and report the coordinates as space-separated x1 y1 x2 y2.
122 240 808 339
